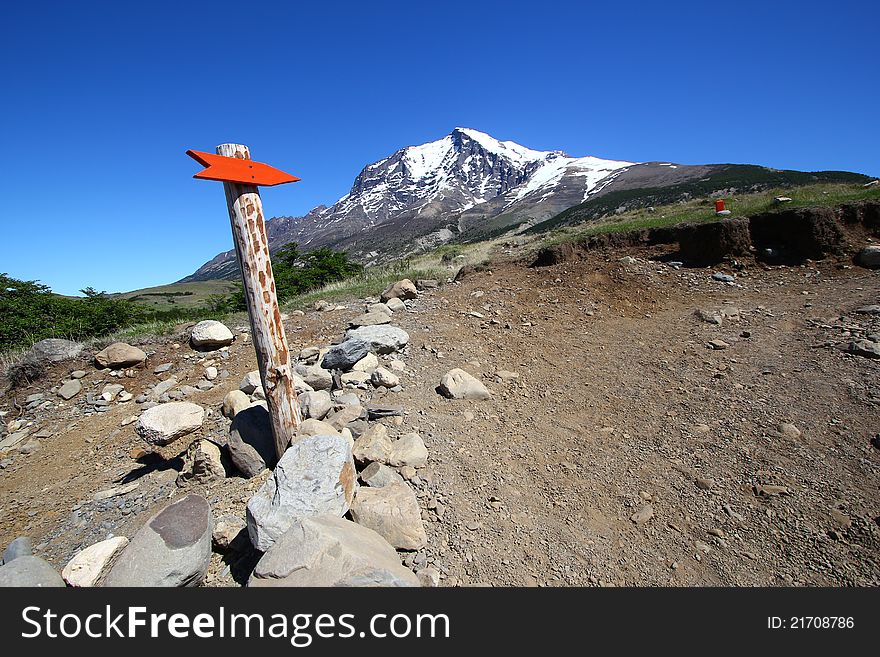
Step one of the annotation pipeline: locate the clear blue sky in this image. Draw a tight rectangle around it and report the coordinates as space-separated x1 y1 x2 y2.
2 0 877 295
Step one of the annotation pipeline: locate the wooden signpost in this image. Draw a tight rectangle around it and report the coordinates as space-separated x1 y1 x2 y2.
187 144 302 461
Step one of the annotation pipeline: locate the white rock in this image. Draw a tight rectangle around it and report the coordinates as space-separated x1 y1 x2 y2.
370 367 399 388
190 320 234 349
135 402 205 446
222 390 250 419
351 352 379 372
438 368 491 400
62 536 128 587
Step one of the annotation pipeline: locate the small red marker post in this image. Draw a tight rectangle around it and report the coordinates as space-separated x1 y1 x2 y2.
187 144 301 462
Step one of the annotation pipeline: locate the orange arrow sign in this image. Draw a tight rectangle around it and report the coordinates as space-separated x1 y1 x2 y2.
186 150 301 186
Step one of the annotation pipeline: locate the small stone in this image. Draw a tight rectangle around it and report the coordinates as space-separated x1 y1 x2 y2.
321 338 371 371
57 379 82 400
204 366 218 381
153 363 173 374
416 566 441 587
779 423 802 439
707 339 729 350
695 477 716 490
239 371 263 395
630 504 654 526
212 515 247 551
352 352 379 372
299 390 333 420
177 439 226 485
222 390 250 419
360 462 404 487
371 367 400 388
388 432 428 468
352 424 394 465
438 368 491 400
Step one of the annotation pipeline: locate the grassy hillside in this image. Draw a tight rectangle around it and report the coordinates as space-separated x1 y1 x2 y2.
531 182 880 248
525 165 873 236
114 280 239 311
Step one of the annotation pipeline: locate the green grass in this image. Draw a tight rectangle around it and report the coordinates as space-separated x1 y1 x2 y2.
536 182 880 248
114 280 239 311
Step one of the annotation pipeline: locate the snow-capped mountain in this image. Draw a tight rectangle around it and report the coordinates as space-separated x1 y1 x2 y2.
182 128 635 281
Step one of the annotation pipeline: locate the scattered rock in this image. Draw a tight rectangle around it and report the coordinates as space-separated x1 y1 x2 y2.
204 366 218 381
695 477 716 490
438 368 491 400
57 379 83 400
385 297 406 313
350 482 427 550
388 432 428 467
349 311 392 328
62 536 128 587
380 279 418 302
371 367 400 388
631 504 654 526
222 390 250 419
239 371 263 395
779 423 802 439
847 339 880 359
707 339 730 350
352 352 380 372
294 364 333 391
94 342 146 369
712 273 736 283
321 338 370 371
153 363 173 374
352 424 394 465
326 405 364 431
360 462 404 487
177 439 226 485
212 515 247 551
105 494 213 587
135 402 205 446
248 515 418 587
190 320 234 349
246 434 357 552
416 566 441 587
299 390 333 420
346 325 410 354
0 556 64 587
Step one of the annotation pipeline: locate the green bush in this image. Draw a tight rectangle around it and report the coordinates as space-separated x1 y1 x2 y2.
0 274 145 352
225 244 363 311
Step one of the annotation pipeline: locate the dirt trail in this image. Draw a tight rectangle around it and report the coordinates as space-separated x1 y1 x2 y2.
2 247 879 586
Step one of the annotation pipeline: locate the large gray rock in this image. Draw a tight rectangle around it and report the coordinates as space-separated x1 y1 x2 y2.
227 404 276 477
380 279 418 302
321 338 370 371
190 320 234 349
350 483 427 550
857 245 880 268
248 515 419 587
346 325 410 354
28 338 83 363
246 434 357 552
0 556 65 587
94 342 146 368
298 390 333 420
105 494 212 587
2 536 33 565
848 339 880 359
135 402 205 446
438 368 491 400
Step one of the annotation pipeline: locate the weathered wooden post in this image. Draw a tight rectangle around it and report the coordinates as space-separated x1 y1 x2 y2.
186 144 302 461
